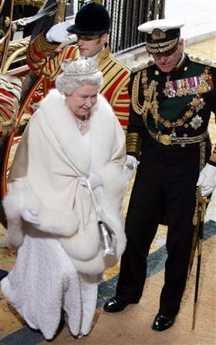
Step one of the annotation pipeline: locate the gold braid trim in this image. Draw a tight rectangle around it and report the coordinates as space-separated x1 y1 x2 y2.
14 0 44 7
126 132 141 156
189 141 208 274
188 54 216 69
33 33 59 55
131 71 144 114
131 70 157 119
0 118 16 136
209 144 216 163
8 37 30 56
148 38 178 49
147 38 178 54
132 67 210 140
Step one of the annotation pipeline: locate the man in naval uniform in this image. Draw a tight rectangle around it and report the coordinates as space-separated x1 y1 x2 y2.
104 19 216 331
26 2 130 131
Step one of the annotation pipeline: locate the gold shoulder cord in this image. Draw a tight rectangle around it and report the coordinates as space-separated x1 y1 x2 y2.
131 70 158 118
131 70 170 144
131 72 144 114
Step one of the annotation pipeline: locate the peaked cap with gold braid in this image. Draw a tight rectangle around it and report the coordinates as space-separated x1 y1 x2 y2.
138 19 184 54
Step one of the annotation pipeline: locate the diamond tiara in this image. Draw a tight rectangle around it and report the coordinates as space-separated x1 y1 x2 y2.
61 58 99 77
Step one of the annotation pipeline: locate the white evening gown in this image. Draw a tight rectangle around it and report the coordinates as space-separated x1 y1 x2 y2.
1 230 98 340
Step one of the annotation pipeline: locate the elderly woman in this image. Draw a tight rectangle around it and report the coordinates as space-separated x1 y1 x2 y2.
1 59 134 340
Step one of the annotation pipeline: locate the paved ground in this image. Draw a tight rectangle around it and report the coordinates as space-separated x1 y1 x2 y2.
165 0 216 41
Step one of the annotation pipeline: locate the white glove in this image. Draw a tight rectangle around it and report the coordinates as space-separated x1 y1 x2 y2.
123 155 139 181
197 163 216 196
46 20 75 43
125 155 139 170
21 208 40 226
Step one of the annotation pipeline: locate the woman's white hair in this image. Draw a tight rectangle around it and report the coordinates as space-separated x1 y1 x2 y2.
55 58 103 95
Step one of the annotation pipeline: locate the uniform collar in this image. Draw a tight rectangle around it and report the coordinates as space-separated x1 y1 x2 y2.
96 46 110 66
76 46 110 67
153 54 190 77
175 53 186 70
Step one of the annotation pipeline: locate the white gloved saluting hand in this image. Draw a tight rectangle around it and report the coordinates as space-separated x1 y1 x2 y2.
197 163 216 196
46 20 76 43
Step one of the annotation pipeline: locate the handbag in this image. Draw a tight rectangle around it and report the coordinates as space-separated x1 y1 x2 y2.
98 220 117 256
86 180 117 257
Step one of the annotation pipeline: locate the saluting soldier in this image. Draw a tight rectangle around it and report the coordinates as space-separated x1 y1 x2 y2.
104 19 216 331
26 1 130 131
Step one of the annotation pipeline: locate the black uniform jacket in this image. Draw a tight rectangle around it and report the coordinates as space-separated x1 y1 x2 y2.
126 55 216 163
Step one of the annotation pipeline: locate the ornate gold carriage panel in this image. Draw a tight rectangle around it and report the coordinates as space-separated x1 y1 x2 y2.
0 0 68 206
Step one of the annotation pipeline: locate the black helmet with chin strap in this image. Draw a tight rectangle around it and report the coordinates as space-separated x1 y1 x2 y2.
67 2 110 36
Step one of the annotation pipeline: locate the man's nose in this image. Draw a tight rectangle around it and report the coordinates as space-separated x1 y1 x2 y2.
158 56 168 63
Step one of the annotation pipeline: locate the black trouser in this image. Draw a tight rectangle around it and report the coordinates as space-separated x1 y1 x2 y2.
116 144 202 317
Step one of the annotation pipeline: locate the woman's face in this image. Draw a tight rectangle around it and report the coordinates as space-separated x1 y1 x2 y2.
65 84 99 119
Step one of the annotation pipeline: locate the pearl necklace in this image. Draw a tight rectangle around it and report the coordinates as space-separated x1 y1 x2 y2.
74 115 90 134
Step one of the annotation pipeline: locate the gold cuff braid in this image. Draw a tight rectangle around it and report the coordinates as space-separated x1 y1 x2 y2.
0 118 16 137
126 132 141 156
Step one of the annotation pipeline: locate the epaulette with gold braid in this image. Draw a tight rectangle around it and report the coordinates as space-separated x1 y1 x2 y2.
131 71 143 115
131 59 153 73
111 55 131 73
188 54 216 68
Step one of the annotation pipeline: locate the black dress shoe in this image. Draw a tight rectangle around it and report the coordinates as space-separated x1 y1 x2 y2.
103 297 131 313
152 313 175 331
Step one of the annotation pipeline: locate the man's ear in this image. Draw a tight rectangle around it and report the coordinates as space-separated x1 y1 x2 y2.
101 33 109 45
179 38 184 49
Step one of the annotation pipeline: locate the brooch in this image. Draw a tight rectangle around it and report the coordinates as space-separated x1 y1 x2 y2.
190 115 203 130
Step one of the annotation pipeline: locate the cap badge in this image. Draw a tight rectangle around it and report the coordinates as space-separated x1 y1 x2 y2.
152 29 166 41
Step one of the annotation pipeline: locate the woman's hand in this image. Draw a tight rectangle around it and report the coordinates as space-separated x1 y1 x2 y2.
21 208 40 226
